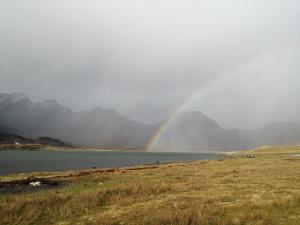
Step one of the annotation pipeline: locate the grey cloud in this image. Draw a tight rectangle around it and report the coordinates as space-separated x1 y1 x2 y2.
0 0 300 125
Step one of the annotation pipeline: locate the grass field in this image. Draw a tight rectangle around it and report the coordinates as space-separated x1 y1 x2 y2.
0 146 300 225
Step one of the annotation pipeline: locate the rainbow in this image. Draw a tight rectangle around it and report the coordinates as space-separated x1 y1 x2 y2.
146 79 221 151
146 91 200 151
146 55 261 151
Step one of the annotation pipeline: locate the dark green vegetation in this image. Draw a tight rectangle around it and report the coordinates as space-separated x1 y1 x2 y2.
0 146 299 225
0 133 70 150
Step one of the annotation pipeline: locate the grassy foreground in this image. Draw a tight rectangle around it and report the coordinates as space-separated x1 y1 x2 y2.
0 146 300 225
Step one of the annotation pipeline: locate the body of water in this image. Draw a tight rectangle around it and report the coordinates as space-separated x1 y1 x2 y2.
0 150 220 174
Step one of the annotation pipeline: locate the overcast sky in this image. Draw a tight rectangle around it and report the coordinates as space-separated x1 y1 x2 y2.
1 0 300 128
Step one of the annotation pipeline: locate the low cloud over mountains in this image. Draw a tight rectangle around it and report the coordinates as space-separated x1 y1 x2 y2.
1 93 300 151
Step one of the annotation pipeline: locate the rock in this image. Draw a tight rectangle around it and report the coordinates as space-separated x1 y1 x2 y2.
29 181 41 187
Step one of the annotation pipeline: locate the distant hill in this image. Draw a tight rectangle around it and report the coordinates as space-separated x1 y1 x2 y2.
0 133 34 144
0 133 70 147
1 92 300 151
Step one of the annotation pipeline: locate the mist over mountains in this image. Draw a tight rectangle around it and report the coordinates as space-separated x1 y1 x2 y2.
0 93 156 148
1 93 300 151
155 111 300 151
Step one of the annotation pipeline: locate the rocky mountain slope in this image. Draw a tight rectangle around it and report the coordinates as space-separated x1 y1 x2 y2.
0 93 157 148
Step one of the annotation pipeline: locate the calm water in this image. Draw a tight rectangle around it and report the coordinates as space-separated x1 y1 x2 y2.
0 150 220 174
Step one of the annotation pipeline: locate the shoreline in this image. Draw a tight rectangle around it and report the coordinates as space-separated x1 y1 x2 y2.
0 160 193 182
0 145 295 181
0 143 236 154
0 143 148 152
2 145 291 178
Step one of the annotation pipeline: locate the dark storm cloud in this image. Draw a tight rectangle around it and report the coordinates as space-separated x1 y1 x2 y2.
0 0 300 126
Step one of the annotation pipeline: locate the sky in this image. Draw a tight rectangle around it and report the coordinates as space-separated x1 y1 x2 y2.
0 0 300 128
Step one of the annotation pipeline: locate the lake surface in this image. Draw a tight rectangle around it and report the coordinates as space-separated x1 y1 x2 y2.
0 150 221 174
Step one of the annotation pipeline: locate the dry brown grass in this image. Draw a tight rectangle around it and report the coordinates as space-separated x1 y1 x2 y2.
0 146 300 225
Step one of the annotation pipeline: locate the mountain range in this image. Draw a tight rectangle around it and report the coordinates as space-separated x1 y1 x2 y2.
1 92 300 151
155 111 300 151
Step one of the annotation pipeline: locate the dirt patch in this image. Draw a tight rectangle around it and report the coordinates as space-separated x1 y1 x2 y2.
0 178 65 194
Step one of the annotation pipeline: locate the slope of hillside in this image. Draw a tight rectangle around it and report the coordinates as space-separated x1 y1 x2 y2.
0 133 71 150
